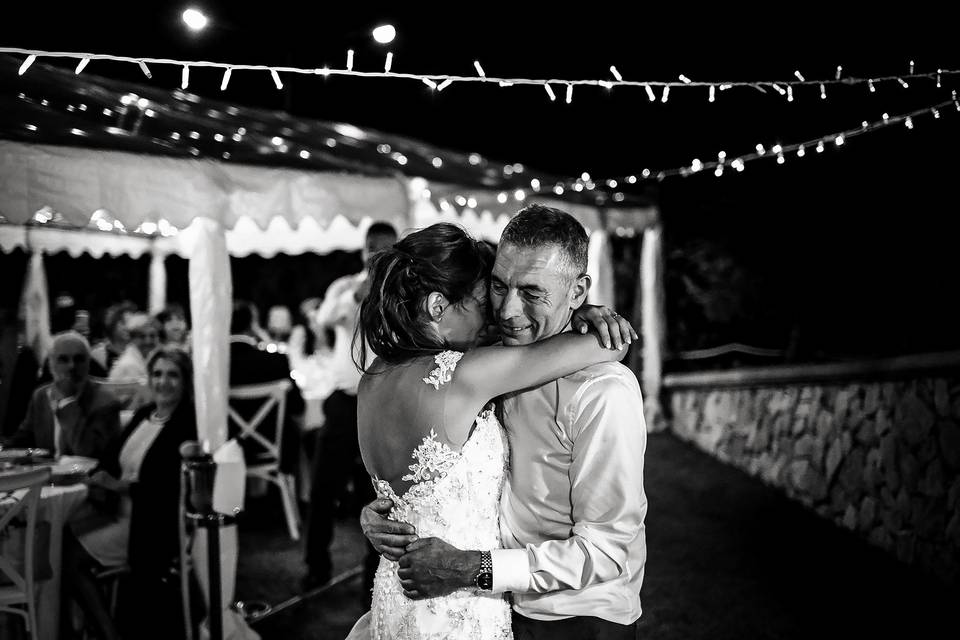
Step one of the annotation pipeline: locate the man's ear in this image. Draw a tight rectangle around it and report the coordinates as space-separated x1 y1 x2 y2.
423 292 449 322
569 273 591 310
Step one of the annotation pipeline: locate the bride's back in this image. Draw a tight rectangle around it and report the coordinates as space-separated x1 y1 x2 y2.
357 353 486 499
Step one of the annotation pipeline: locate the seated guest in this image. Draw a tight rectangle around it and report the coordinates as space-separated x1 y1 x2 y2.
64 347 197 640
156 303 191 351
3 331 121 461
91 302 137 373
229 301 304 475
108 313 159 383
108 313 159 409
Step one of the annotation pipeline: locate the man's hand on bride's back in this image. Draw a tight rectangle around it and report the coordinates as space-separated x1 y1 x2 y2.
360 497 418 561
571 304 639 351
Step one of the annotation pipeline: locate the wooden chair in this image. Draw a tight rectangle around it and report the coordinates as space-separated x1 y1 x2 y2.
0 467 52 640
228 380 300 540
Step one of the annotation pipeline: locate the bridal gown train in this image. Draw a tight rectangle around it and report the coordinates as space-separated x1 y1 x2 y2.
346 351 513 640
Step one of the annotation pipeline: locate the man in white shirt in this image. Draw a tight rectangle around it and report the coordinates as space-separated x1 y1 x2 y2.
362 205 647 639
303 222 398 596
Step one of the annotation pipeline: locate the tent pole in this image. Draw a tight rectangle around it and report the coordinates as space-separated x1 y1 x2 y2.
639 223 667 432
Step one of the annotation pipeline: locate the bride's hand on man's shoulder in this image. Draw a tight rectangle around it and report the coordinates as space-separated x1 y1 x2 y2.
360 497 418 562
571 304 639 350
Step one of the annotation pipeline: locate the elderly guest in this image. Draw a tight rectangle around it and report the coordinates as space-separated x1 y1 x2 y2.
3 331 121 460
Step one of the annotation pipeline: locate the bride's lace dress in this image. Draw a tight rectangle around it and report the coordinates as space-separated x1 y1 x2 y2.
349 351 513 640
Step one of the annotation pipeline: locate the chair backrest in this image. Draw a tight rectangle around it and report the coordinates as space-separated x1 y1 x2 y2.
0 467 52 593
227 379 292 461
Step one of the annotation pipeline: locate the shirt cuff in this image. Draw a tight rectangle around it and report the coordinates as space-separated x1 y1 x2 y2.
491 548 530 594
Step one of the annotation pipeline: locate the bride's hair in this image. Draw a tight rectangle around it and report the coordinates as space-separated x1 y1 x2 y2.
355 223 493 368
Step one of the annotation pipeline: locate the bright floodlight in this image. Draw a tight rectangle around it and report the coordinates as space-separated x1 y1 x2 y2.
372 24 396 44
182 8 209 32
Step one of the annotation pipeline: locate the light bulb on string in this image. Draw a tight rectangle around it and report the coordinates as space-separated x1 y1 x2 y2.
422 78 437 90
645 84 656 101
932 108 940 119
138 60 152 79
610 66 623 82
220 67 232 91
794 70 805 82
882 112 890 121
75 57 90 74
936 69 942 88
709 85 715 102
18 54 36 75
566 84 573 104
835 65 843 80
868 79 876 93
755 144 766 155
787 86 793 102
544 84 556 101
384 52 393 73
835 135 845 146
626 175 638 184
437 78 453 91
797 145 806 157
498 80 513 87
905 116 914 129
346 50 354 72
641 169 651 178
599 80 613 90
898 78 909 89
909 60 915 74
690 159 703 172
678 74 692 84
661 86 670 103
820 83 826 99
181 65 190 89
776 153 785 164
772 84 786 96
714 166 723 177
474 61 486 78
270 69 283 89
816 141 825 153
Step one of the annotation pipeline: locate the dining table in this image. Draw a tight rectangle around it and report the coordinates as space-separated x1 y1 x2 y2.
1 452 94 640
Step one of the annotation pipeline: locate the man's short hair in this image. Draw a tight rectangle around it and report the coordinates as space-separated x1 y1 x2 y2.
231 301 258 335
366 221 398 240
50 330 91 355
500 204 589 276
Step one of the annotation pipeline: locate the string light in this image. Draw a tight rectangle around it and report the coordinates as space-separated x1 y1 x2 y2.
437 78 453 91
571 98 955 187
270 68 283 90
787 86 794 102
868 79 876 93
4 48 953 99
384 52 393 73
709 85 716 102
181 64 190 90
909 60 915 74
820 83 826 99
75 57 89 74
18 54 36 75
661 86 670 103
898 77 909 88
544 84 556 101
645 84 656 101
138 60 151 79
474 60 486 78
565 84 573 104
422 78 437 90
220 67 232 91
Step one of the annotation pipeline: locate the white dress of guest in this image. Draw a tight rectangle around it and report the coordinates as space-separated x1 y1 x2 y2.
74 413 167 567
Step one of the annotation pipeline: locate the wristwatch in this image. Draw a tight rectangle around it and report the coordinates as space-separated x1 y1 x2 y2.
474 551 493 591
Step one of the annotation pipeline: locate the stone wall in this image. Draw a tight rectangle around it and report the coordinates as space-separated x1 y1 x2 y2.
668 371 960 584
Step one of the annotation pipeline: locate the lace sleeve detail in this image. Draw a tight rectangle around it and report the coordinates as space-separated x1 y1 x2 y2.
422 350 464 390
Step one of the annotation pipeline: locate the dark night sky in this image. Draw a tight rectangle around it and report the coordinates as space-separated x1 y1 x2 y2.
2 3 959 358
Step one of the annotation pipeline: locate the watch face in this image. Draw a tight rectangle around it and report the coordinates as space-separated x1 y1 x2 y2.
477 572 493 590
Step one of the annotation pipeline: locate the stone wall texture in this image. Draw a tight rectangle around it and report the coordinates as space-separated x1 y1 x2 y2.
669 375 960 584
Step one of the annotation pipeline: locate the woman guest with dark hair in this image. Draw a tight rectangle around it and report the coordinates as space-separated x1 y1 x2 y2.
64 347 197 640
156 303 191 351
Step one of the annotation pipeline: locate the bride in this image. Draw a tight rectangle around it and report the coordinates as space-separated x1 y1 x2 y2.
347 223 634 639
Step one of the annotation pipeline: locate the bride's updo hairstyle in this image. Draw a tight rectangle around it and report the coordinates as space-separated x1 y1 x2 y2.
357 223 493 368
